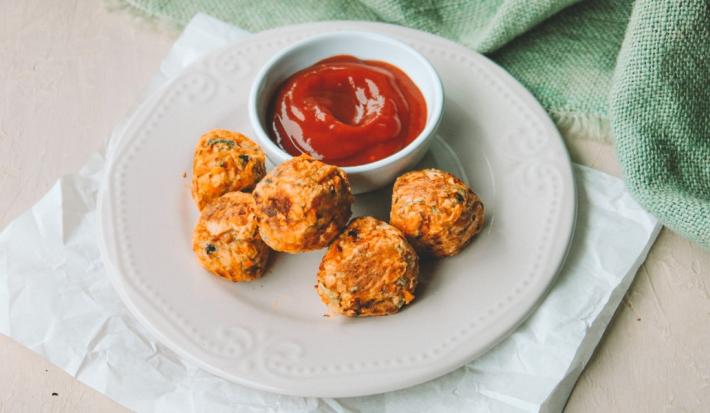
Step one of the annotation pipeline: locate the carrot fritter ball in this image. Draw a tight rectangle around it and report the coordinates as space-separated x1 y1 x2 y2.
192 129 266 210
253 155 353 253
390 169 484 257
317 217 418 317
192 192 270 282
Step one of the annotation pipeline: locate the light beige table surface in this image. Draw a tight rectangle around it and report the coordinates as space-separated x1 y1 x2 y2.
1 1 709 412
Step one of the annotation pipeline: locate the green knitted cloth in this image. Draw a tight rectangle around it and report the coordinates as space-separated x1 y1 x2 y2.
120 0 710 248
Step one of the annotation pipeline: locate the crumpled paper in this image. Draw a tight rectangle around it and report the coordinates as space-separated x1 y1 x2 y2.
0 13 660 413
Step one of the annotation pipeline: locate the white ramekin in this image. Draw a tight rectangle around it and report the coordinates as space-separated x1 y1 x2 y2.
249 31 444 194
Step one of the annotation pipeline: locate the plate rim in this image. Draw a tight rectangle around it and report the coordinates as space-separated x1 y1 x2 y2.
98 20 577 397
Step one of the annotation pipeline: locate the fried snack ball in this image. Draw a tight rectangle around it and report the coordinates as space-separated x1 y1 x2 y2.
253 155 353 253
317 217 419 317
192 129 266 210
192 192 270 282
390 169 485 257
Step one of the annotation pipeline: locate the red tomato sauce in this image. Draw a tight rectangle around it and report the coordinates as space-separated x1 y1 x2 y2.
268 55 427 166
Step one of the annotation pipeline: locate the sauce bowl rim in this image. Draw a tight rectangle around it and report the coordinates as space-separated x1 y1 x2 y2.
248 30 444 173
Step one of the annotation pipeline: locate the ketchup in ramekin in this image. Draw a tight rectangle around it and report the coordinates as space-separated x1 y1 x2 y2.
267 55 427 167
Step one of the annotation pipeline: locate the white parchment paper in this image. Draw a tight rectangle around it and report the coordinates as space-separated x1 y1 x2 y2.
0 14 661 413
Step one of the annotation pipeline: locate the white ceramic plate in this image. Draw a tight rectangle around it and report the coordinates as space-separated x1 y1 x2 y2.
98 22 575 398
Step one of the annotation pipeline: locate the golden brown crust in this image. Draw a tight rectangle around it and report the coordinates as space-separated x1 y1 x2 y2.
192 192 270 282
192 129 266 210
390 169 484 257
253 154 353 253
317 216 418 317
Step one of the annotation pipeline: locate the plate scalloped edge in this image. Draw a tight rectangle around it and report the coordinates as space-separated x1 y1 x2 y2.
98 21 576 397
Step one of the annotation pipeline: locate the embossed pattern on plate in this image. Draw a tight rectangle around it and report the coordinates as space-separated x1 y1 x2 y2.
98 21 576 397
